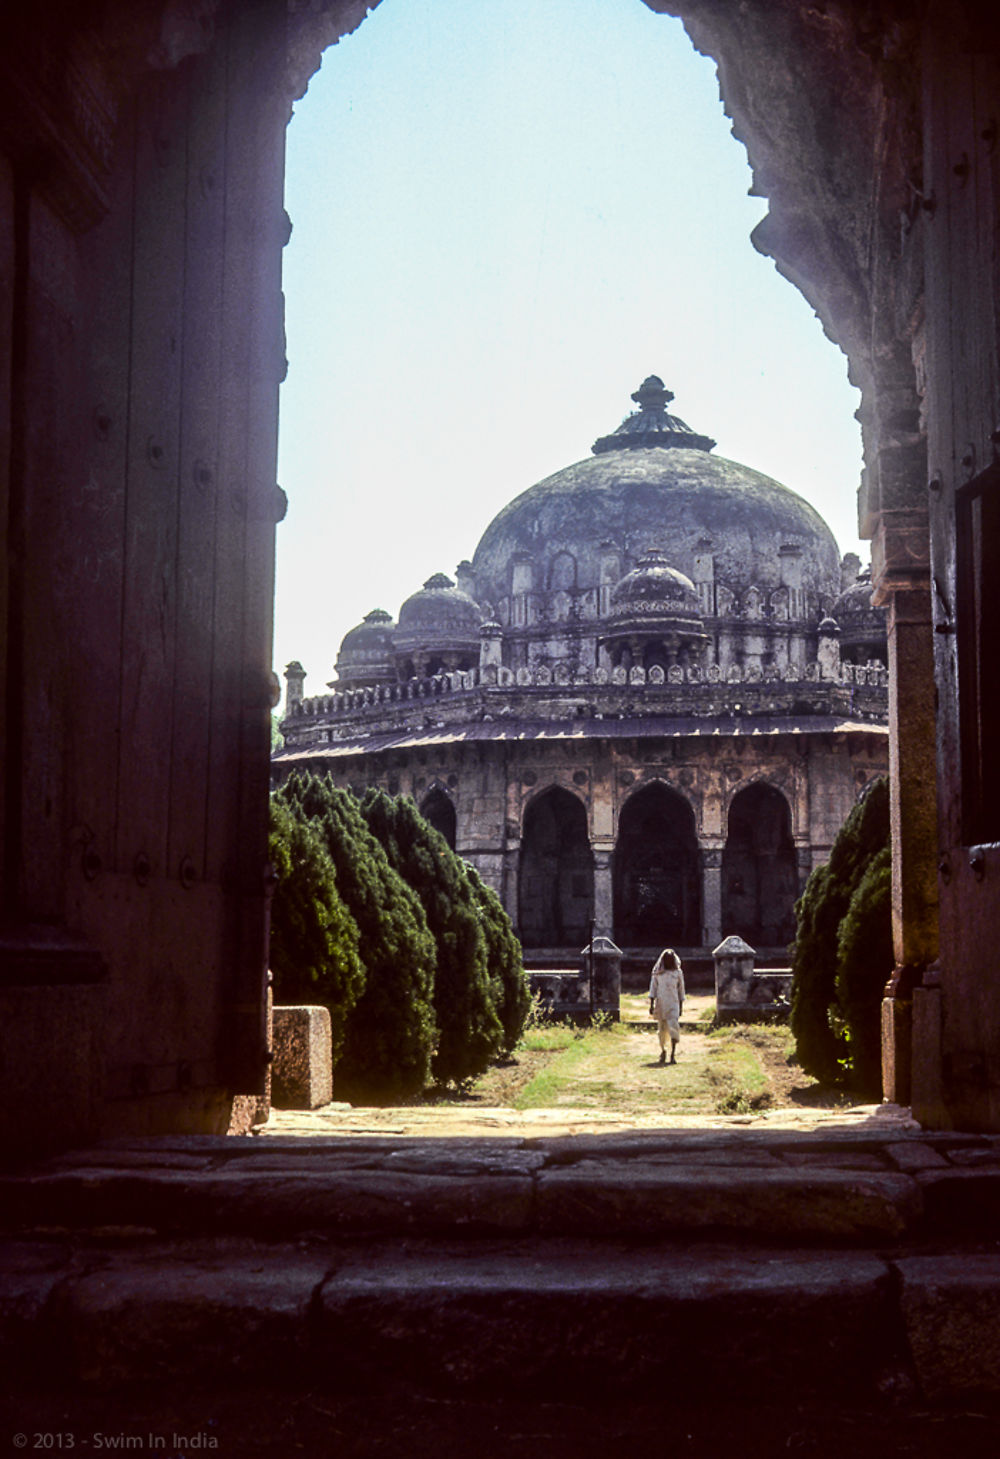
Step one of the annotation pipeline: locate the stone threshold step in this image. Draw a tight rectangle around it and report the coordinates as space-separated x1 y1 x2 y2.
4 1236 1000 1405
5 1137 1000 1244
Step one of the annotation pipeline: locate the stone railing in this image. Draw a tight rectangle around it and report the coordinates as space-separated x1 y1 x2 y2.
288 659 888 722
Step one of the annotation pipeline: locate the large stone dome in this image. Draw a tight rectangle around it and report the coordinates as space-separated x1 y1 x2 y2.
471 379 841 611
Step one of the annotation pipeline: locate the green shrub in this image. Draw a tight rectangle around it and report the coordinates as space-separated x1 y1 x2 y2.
360 789 503 1086
835 843 893 1100
465 863 530 1054
275 773 437 1102
790 776 891 1091
268 798 364 1067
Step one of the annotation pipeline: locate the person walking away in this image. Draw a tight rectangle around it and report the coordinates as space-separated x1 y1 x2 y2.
649 948 685 1065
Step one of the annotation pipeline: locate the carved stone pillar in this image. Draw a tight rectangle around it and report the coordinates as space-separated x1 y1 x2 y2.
885 586 939 972
501 844 520 934
591 843 614 939
880 584 939 1104
701 845 723 949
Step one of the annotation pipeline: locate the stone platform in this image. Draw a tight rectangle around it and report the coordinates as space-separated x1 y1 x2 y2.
3 1107 1000 1450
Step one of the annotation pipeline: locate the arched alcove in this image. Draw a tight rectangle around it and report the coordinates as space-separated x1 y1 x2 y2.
721 783 797 949
419 786 457 850
518 788 593 949
613 783 700 947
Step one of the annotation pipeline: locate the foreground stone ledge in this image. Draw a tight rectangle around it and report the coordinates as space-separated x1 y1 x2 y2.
0 1167 536 1238
915 1167 1000 1235
535 1165 922 1241
53 1249 332 1385
897 1255 1000 1401
0 1242 78 1377
318 1246 898 1399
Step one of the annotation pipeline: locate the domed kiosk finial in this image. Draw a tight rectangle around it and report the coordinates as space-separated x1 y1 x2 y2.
592 376 716 455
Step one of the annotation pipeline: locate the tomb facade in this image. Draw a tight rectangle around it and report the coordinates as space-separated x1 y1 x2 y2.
277 379 889 966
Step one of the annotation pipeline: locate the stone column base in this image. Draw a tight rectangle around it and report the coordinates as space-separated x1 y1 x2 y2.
911 985 950 1129
881 995 912 1105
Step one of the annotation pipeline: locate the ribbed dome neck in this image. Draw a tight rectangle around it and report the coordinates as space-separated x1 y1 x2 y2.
591 376 716 456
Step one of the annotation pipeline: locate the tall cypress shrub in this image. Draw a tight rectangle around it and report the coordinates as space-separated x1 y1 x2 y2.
268 798 364 1067
790 776 890 1089
835 844 893 1100
360 789 503 1086
465 863 530 1055
275 773 437 1102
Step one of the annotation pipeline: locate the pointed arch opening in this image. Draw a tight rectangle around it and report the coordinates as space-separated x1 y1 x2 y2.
518 787 593 950
419 786 457 850
614 783 700 948
721 782 797 949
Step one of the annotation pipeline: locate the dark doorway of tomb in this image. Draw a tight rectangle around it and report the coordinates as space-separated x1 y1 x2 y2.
518 788 593 949
721 783 797 948
420 787 457 849
614 784 700 946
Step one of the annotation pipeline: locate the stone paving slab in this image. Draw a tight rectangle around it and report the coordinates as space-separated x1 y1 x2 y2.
262 1101 924 1140
0 1166 537 1239
536 1163 922 1240
318 1244 896 1400
0 1236 898 1398
6 1116 1000 1246
55 1246 332 1385
897 1254 1000 1402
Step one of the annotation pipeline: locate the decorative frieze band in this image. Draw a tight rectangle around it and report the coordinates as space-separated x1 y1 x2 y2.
290 658 888 720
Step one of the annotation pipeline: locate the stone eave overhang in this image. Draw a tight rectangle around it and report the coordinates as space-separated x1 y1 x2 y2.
272 714 888 765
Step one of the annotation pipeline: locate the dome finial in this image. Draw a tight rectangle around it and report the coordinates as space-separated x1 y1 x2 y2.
592 375 716 455
631 376 674 412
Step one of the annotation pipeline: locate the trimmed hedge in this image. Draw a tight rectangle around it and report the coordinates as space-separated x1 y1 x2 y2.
268 798 363 1068
274 773 438 1102
790 777 892 1092
360 789 504 1086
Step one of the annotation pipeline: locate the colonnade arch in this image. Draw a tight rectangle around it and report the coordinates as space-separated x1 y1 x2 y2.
721 782 798 949
613 783 701 948
518 787 593 949
419 786 457 850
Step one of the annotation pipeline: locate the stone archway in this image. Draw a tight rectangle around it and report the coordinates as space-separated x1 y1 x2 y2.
419 786 456 850
614 783 701 948
9 0 1000 1141
721 783 797 950
518 788 593 950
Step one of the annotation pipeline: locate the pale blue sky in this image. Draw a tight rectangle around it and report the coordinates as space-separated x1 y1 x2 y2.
275 0 865 697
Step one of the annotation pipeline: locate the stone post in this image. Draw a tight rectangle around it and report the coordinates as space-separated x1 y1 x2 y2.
283 659 306 712
713 935 756 1022
817 618 841 681
455 558 476 598
479 620 503 672
579 935 622 1020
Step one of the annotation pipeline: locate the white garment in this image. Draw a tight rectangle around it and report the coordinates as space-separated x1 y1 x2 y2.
649 960 685 1042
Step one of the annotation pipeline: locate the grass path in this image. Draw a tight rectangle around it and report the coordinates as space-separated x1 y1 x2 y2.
467 993 845 1119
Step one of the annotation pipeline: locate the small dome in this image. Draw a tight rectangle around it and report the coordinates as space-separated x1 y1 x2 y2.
334 608 397 686
603 548 707 654
831 570 882 626
610 549 700 613
395 574 482 660
831 567 887 662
